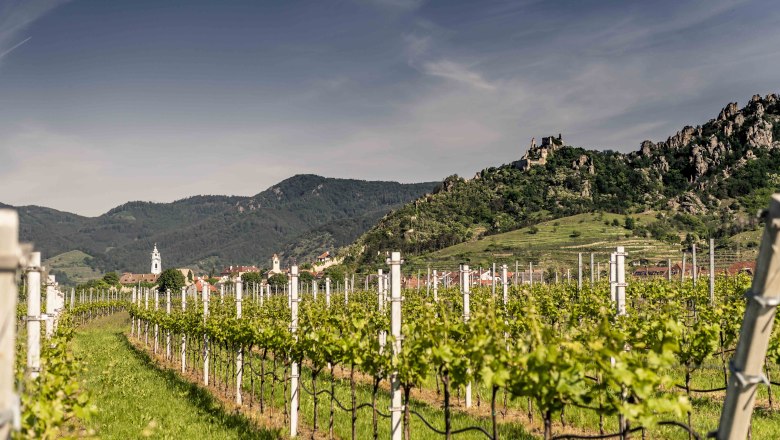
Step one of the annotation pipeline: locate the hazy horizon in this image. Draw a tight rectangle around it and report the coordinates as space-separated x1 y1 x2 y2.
2 0 779 215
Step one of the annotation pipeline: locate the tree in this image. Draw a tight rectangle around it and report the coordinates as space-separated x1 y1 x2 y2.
268 273 288 287
241 271 263 286
323 265 346 283
624 216 636 230
102 272 119 286
157 268 185 293
299 271 314 284
187 271 193 283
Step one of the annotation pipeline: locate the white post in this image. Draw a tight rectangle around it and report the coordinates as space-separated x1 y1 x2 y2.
154 289 159 354
203 281 210 386
378 269 386 352
432 269 438 302
181 286 187 373
709 238 715 305
131 287 137 338
668 258 673 282
616 247 627 316
312 280 317 301
325 277 331 308
236 278 243 405
220 282 224 303
491 262 496 297
462 264 472 408
427 267 431 297
0 211 20 438
692 243 698 288
388 252 403 440
682 252 687 282
502 264 508 306
529 262 534 287
344 275 349 305
609 253 617 303
590 253 595 285
26 252 41 379
144 288 149 345
166 289 171 360
717 194 780 439
577 253 583 291
45 275 56 339
290 266 299 438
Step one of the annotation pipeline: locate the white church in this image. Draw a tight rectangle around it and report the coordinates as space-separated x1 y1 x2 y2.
119 244 193 285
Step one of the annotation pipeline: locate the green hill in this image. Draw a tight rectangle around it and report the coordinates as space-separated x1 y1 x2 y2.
348 94 780 268
10 175 438 277
43 250 103 285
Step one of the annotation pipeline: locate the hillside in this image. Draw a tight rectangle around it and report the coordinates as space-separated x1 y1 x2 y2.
11 175 438 276
349 93 780 267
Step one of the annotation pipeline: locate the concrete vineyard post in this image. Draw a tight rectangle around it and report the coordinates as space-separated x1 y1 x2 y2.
144 288 149 345
692 243 698 288
166 289 171 360
616 247 627 316
432 269 438 302
502 264 508 306
578 252 583 292
181 286 187 372
26 252 41 379
590 253 595 285
312 280 317 301
717 194 780 439
378 269 386 352
491 262 496 297
427 267 431 297
325 277 331 308
69 288 74 311
154 289 159 354
388 252 403 440
236 278 243 405
529 262 534 287
609 253 617 303
709 238 715 305
682 252 687 283
462 264 472 408
514 260 518 285
131 287 137 338
290 266 300 438
45 275 56 338
0 210 20 438
203 281 210 386
220 283 224 303
668 258 672 281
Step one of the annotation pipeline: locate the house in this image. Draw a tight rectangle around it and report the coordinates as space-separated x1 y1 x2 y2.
727 261 756 276
120 244 164 285
119 272 160 285
316 251 332 264
220 265 260 278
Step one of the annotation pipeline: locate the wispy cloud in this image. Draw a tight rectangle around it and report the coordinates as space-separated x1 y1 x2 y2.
422 59 495 90
0 0 66 62
0 36 30 59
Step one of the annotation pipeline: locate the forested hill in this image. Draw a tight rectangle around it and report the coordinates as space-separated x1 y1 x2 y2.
7 175 438 278
349 93 780 267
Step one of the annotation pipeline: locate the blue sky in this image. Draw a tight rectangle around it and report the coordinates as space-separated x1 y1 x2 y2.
1 0 779 215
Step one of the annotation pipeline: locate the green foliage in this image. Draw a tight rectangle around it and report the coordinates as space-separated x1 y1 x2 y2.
268 273 288 286
240 271 263 286
157 268 185 293
102 272 119 285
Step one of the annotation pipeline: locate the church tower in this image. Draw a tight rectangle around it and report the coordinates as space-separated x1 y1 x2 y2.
272 253 280 273
151 244 162 275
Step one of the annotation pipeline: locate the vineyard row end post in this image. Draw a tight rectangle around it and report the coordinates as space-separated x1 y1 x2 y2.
0 210 21 437
290 266 300 438
26 252 41 380
717 194 780 439
388 252 403 440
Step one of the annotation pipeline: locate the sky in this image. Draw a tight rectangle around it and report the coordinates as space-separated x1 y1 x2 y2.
1 0 779 216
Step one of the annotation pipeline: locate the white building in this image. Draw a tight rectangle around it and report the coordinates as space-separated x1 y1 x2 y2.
151 244 162 275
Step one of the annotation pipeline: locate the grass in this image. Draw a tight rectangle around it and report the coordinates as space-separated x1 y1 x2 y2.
72 313 281 439
420 212 681 267
44 250 102 284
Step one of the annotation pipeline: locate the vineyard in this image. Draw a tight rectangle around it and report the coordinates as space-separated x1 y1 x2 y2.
3 207 780 440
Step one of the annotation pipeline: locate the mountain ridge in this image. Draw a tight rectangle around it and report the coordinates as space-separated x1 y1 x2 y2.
347 92 780 267
9 174 439 280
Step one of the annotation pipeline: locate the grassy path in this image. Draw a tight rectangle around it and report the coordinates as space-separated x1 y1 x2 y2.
72 312 281 439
